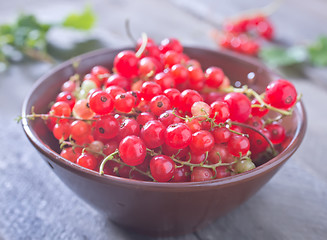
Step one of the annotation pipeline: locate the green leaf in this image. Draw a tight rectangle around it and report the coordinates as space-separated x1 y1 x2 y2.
0 24 13 35
16 14 51 32
259 46 307 67
307 35 327 67
62 6 96 30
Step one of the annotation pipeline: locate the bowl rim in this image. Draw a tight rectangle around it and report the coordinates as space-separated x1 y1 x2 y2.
21 46 307 191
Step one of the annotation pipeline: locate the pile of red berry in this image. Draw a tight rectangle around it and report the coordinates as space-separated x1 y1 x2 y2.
218 15 274 56
29 36 299 182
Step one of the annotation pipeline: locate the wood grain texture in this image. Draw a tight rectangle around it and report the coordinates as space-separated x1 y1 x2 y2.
0 0 327 239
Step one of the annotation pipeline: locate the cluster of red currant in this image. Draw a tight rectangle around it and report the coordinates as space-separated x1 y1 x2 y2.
26 36 298 182
218 15 274 55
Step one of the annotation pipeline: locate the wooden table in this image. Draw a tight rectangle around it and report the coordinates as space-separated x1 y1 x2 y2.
1 0 326 239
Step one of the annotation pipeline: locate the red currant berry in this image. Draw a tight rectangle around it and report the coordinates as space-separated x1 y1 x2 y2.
248 128 270 157
70 120 92 141
50 101 71 120
191 101 212 120
163 50 182 68
188 66 205 91
212 127 231 144
246 116 264 129
171 165 190 182
171 64 189 85
138 57 158 78
187 152 206 164
256 19 274 40
105 74 130 91
105 85 126 99
154 71 175 90
102 160 121 176
140 120 165 149
266 123 285 144
191 167 213 182
93 115 119 140
84 73 101 88
215 166 232 179
219 33 233 49
56 91 76 110
203 92 225 105
150 155 175 182
140 81 162 101
179 89 203 113
149 95 171 117
159 38 183 53
61 80 76 92
103 140 119 156
201 120 212 131
185 118 202 133
163 88 181 108
240 40 259 56
205 67 224 88
136 112 156 127
117 118 140 141
208 144 234 164
76 153 98 170
114 92 135 113
73 99 95 120
251 98 269 117
91 65 110 82
60 147 82 163
88 90 114 115
265 79 297 110
53 122 71 140
127 90 141 106
189 130 215 154
165 123 192 149
119 136 146 166
228 135 250 156
158 110 182 127
210 101 230 123
224 92 251 122
161 144 189 159
113 50 139 78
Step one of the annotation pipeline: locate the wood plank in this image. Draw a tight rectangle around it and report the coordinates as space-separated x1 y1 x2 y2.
0 0 327 240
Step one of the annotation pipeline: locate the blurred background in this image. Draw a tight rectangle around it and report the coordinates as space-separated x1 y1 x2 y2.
0 0 326 239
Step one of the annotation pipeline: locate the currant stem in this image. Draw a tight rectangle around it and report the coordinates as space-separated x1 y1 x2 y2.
224 86 297 116
125 19 137 44
99 150 119 175
60 140 106 157
172 155 238 170
21 112 96 122
231 121 277 156
135 32 148 58
171 110 245 136
147 148 238 171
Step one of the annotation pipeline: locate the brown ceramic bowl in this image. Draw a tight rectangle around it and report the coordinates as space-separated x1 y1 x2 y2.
21 47 306 237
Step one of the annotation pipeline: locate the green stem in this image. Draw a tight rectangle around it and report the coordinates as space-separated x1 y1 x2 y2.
99 151 154 180
99 150 119 175
147 148 238 172
224 86 297 116
172 155 238 170
21 112 96 122
231 121 277 156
